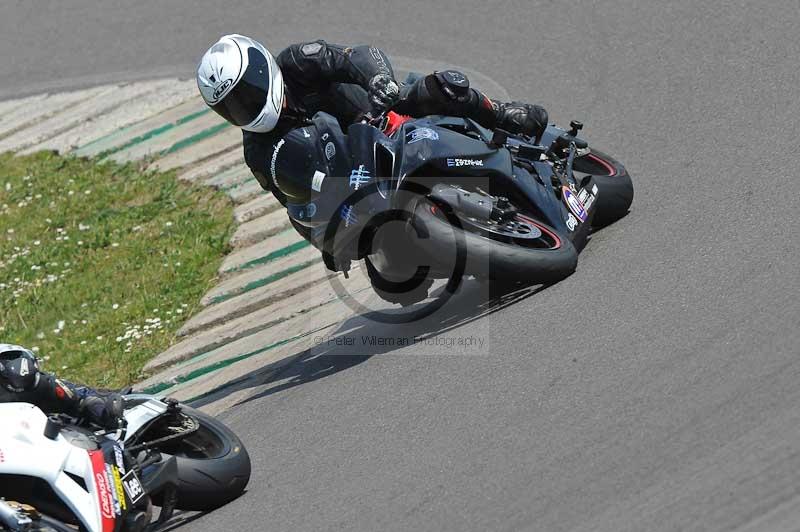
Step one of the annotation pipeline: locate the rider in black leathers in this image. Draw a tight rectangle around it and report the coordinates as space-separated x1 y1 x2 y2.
197 36 549 271
0 344 123 428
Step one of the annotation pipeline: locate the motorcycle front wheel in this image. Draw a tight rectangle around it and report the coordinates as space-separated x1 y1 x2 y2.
409 197 578 283
572 149 634 227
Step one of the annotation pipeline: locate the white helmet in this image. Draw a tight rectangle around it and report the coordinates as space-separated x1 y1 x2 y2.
197 34 285 133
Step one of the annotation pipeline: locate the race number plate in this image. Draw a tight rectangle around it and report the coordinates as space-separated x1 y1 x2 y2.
121 470 145 504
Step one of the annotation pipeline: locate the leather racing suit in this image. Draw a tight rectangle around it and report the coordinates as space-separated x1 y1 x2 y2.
242 40 546 271
0 357 122 428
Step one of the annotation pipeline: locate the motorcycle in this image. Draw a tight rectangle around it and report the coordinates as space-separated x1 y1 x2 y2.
291 74 634 306
0 394 250 531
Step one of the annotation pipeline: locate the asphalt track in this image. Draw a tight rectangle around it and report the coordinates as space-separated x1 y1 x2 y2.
4 1 800 530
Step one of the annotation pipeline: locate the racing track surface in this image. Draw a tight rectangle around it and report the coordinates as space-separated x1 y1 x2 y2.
4 1 800 530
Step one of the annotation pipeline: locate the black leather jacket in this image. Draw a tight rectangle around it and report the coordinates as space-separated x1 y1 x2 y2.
242 40 499 266
243 41 396 199
0 369 93 416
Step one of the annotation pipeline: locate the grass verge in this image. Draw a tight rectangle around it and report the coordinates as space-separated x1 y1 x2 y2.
0 151 233 388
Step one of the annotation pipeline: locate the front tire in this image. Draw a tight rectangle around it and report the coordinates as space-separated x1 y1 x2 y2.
411 198 578 283
573 149 634 227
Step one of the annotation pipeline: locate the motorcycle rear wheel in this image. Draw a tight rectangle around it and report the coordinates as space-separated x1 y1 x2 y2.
156 406 251 511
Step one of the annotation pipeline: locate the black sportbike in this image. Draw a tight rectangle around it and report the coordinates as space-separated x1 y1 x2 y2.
292 78 634 306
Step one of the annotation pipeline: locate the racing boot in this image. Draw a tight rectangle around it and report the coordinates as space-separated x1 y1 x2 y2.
493 101 549 140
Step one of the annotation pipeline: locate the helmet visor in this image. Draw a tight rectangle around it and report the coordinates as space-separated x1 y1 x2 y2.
211 47 271 127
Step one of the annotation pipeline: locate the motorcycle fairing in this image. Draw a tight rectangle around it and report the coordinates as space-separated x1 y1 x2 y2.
0 403 107 532
394 117 499 180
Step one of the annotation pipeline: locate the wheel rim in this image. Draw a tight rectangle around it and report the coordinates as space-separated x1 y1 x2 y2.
430 201 562 250
459 215 542 241
168 424 228 460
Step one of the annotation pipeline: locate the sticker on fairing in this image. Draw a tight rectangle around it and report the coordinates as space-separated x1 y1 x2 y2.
113 445 125 475
566 214 579 232
110 465 127 512
105 464 123 515
311 171 326 192
562 187 588 222
407 127 439 144
583 192 596 211
88 450 116 532
122 470 146 505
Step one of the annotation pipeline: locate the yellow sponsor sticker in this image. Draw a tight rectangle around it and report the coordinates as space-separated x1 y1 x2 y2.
111 466 127 511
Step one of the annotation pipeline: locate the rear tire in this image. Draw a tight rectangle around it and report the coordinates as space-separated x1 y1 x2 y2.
164 407 251 511
411 198 578 283
574 150 634 227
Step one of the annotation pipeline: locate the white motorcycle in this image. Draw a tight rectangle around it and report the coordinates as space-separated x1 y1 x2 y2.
0 394 251 531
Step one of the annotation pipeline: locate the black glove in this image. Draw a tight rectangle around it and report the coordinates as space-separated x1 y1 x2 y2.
80 393 124 429
368 74 400 114
494 101 549 139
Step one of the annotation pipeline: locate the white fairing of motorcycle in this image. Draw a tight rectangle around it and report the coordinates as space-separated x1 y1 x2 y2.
0 403 106 531
120 395 168 441
0 396 169 532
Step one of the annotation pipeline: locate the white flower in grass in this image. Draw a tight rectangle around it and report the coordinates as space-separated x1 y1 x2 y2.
80 341 87 345
112 303 119 310
36 332 45 340
77 241 83 246
84 190 91 195
78 223 90 231
96 336 103 341
68 191 74 196
6 229 13 234
112 243 119 248
165 221 173 227
33 240 40 246
5 183 10 191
